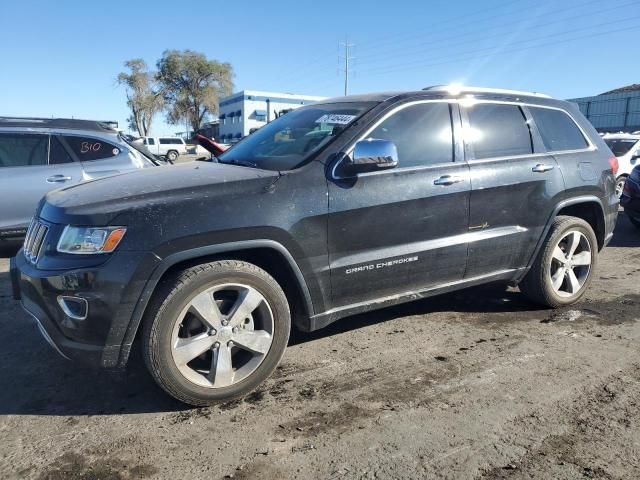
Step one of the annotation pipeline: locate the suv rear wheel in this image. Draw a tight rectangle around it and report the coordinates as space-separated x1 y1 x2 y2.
166 150 179 162
519 216 598 308
142 260 290 406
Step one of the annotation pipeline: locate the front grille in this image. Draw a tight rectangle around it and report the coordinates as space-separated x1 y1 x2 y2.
23 219 49 264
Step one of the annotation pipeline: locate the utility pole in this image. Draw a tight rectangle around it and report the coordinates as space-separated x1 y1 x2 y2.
339 38 355 96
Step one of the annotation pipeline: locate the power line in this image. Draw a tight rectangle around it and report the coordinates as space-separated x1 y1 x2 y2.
357 13 640 74
338 38 355 96
356 0 631 64
357 21 639 77
358 0 532 53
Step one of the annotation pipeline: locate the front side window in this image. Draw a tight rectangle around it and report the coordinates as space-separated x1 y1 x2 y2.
604 138 639 157
466 104 533 159
217 101 375 171
368 102 453 168
147 138 155 145
64 135 120 161
529 107 588 152
0 133 47 167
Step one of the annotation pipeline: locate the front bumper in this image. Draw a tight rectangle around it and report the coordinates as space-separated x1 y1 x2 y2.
13 250 160 368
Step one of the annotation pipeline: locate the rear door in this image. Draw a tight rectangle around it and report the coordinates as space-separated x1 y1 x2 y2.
460 101 565 278
0 132 83 235
327 100 471 308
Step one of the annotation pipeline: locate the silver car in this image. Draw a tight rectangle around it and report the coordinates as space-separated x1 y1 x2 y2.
0 117 158 252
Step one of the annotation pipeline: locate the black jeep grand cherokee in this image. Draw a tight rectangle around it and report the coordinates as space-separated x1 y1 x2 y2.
12 86 619 406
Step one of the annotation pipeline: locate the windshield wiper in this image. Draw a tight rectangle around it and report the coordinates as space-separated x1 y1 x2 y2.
218 158 258 168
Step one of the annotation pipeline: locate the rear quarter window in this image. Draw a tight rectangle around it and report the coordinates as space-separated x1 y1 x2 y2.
64 136 121 161
529 107 589 152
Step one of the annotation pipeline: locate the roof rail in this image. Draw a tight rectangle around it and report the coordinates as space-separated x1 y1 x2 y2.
0 117 118 132
423 85 552 98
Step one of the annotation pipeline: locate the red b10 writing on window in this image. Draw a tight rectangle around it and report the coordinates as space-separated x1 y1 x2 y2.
80 141 102 154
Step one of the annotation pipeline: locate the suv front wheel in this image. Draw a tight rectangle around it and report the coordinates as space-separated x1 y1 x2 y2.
519 216 598 308
142 260 291 406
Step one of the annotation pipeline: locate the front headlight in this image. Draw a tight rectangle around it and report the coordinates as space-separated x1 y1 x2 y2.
57 226 127 254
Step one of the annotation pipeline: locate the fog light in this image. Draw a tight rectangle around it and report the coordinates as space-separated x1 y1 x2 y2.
57 296 88 320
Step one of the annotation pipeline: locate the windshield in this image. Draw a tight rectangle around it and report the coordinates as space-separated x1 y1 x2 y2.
217 102 375 170
604 138 638 157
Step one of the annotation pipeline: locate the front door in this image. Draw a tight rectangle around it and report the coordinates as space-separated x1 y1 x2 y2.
0 133 83 236
327 101 471 309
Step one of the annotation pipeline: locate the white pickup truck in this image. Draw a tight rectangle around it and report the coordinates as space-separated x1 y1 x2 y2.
142 137 187 161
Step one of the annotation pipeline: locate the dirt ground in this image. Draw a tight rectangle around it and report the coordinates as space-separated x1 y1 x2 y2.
1 213 639 480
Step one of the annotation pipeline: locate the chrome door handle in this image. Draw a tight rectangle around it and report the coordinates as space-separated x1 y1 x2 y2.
46 174 72 183
433 175 464 186
532 163 554 173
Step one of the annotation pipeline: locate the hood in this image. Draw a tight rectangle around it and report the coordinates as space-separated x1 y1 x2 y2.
40 161 279 225
195 134 228 156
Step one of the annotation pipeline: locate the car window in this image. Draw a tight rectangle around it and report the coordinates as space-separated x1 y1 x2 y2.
0 132 48 168
159 138 183 145
466 104 533 159
529 107 589 152
49 136 74 164
147 138 155 145
604 138 638 157
64 135 121 161
367 102 453 168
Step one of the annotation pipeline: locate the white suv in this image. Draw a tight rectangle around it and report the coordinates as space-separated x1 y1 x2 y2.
142 137 187 162
603 132 640 197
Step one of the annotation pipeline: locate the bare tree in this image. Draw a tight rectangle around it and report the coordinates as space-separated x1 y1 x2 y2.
117 59 164 136
156 50 233 133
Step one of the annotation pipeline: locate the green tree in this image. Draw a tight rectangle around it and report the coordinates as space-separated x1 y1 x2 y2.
117 59 164 136
156 49 233 133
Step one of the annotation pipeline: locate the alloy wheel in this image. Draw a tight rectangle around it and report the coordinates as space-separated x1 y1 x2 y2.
549 230 592 298
615 177 626 199
170 283 274 388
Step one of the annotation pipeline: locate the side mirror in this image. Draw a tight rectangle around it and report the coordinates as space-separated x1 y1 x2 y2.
347 139 398 173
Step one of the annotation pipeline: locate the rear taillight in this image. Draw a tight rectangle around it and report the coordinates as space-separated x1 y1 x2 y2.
608 156 619 175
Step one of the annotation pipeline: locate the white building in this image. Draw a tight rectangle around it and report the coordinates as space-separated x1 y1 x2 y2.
218 90 327 142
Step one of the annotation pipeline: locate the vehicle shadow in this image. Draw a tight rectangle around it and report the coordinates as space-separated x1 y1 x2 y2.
290 283 539 346
608 211 640 247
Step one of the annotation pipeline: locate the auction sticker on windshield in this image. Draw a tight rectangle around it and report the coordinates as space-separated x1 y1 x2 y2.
315 114 357 125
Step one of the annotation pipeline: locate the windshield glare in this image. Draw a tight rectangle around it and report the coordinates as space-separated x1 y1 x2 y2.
217 102 374 171
604 138 638 157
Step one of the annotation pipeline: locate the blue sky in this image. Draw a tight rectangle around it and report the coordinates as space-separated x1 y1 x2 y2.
1 0 638 136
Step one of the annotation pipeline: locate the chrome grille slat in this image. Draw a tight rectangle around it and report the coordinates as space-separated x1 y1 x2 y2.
23 219 48 264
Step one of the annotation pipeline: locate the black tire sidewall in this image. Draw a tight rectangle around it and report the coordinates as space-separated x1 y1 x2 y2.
145 262 290 405
540 219 598 306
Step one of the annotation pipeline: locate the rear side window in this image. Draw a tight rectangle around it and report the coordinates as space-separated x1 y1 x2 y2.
64 136 121 161
466 104 533 159
159 138 183 145
0 133 47 167
49 136 74 164
529 107 588 152
368 102 453 168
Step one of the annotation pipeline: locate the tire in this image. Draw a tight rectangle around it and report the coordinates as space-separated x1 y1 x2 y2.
166 150 179 162
519 216 598 308
142 260 290 406
615 175 627 199
630 215 640 230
